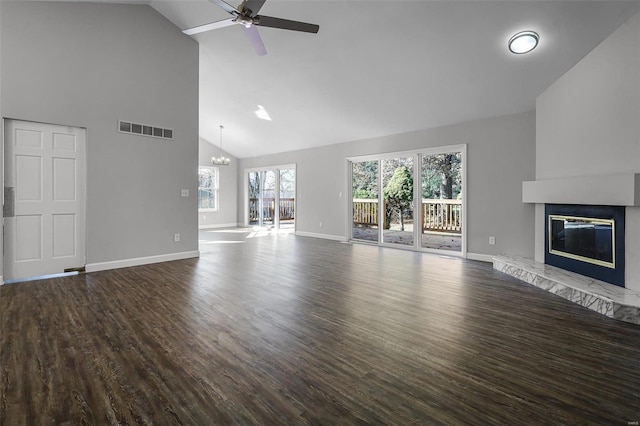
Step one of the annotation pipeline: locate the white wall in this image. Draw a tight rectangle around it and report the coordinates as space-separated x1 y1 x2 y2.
239 111 536 258
535 11 640 291
198 138 238 228
1 2 199 268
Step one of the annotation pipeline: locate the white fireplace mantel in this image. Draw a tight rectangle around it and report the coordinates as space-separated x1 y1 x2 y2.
522 173 640 206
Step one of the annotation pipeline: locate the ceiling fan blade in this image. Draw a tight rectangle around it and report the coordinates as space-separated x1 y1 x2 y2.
241 0 267 17
208 0 239 15
242 25 267 56
254 15 319 34
183 18 237 36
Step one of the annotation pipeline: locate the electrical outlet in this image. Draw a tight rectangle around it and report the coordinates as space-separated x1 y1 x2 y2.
180 189 189 197
174 233 180 242
489 236 496 245
319 221 323 228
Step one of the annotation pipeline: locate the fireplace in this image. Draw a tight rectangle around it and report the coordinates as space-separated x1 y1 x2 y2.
545 204 625 287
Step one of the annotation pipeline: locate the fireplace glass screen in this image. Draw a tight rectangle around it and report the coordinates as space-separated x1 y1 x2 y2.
548 215 614 268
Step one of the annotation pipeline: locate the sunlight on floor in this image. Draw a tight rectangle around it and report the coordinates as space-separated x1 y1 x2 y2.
198 240 246 245
203 228 253 234
4 271 79 285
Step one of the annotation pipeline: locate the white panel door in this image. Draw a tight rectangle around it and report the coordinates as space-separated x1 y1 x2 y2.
4 120 86 281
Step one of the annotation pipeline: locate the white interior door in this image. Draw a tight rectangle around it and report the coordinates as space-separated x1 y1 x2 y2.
3 119 86 281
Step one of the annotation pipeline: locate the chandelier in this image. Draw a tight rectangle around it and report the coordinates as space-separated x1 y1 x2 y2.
211 124 230 166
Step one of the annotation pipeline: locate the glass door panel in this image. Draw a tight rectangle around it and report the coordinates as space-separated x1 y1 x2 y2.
382 157 414 246
248 171 260 226
421 152 462 252
279 168 296 230
261 170 276 227
248 170 276 227
352 160 379 242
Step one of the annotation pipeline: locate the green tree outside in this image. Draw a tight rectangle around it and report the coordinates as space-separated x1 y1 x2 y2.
383 166 413 231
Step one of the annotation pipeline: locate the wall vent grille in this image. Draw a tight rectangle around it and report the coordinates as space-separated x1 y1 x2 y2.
118 120 174 140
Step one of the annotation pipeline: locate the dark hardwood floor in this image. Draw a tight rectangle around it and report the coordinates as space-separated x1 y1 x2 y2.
2 229 640 425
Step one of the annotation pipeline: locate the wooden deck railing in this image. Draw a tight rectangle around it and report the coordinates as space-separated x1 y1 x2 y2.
353 199 379 226
421 199 461 233
352 198 462 233
249 198 295 222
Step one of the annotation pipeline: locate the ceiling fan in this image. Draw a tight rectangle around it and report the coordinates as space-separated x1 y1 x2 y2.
182 0 319 56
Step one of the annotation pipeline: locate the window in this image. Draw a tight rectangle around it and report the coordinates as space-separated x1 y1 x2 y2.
198 166 218 211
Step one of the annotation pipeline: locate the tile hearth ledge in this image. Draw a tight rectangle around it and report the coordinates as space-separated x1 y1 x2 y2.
493 255 640 325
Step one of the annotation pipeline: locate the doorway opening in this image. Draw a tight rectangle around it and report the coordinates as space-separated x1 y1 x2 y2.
3 119 87 283
246 165 296 232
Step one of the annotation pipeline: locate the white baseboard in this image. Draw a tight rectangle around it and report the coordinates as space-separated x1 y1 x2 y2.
467 252 495 263
85 250 200 273
199 223 240 230
295 231 347 242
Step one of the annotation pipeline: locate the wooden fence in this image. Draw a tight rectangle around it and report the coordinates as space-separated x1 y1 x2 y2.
352 198 462 233
249 198 295 222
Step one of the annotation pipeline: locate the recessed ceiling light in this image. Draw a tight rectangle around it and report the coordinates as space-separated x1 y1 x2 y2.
508 31 539 54
255 105 272 121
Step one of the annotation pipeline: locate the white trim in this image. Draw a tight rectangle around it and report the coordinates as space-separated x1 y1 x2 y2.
467 252 495 263
85 251 200 273
346 143 467 163
0 276 3 285
461 144 468 258
345 158 352 240
199 223 240 230
295 231 347 242
244 163 296 174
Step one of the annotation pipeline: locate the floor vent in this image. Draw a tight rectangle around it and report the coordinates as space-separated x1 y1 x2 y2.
118 120 173 140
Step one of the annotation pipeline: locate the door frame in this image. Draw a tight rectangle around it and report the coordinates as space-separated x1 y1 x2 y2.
346 144 467 258
2 118 88 283
243 163 297 231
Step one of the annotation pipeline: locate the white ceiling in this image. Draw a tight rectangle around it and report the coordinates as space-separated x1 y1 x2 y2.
88 1 640 157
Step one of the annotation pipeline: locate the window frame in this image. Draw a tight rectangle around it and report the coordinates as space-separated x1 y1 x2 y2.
198 166 219 212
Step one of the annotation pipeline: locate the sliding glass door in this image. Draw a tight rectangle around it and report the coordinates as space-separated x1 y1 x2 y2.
248 171 274 227
382 157 414 247
348 145 465 256
247 165 296 230
279 168 296 230
352 160 379 242
421 152 462 252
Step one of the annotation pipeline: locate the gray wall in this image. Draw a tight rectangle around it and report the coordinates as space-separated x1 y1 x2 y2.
198 138 238 227
239 111 536 258
1 2 199 266
535 11 640 291
537 11 640 180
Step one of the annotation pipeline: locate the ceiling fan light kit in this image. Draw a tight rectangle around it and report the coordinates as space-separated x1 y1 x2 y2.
182 0 319 56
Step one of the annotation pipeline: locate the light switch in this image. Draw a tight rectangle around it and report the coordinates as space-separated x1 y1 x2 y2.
181 189 189 197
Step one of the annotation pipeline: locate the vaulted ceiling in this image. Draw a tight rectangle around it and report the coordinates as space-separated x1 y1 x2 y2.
52 1 640 158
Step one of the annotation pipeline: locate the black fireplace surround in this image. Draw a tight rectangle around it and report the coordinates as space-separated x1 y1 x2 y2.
545 204 625 287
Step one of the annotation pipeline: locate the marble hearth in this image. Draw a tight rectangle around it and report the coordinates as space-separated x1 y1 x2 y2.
493 255 640 325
